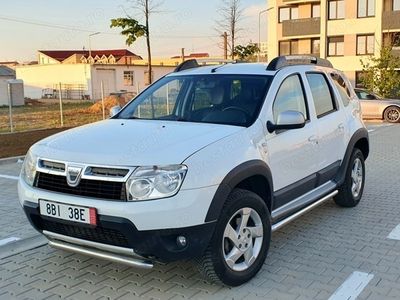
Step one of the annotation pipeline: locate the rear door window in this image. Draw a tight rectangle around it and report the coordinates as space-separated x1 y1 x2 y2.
306 73 337 118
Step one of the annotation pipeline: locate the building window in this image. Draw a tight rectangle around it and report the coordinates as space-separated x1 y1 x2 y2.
329 0 345 19
123 71 134 86
358 0 375 17
328 36 344 56
355 71 367 88
357 34 375 55
394 0 400 11
279 6 298 23
311 38 320 56
383 32 400 48
279 40 299 55
312 4 321 18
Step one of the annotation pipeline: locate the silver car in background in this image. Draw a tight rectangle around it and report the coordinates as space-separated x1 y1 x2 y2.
355 88 400 123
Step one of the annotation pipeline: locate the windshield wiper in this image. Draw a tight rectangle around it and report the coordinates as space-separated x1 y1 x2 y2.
176 118 189 122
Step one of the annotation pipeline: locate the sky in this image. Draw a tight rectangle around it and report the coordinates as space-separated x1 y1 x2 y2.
0 0 268 62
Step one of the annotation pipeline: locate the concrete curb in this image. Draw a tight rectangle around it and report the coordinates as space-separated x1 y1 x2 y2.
0 234 48 260
0 155 25 166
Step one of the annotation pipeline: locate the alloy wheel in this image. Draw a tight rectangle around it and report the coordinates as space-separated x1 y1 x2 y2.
222 207 264 272
351 158 363 198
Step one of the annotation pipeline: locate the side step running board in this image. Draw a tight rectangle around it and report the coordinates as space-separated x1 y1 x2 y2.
48 239 154 269
271 190 338 232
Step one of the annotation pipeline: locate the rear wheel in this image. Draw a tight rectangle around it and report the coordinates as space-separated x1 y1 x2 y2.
197 189 271 286
383 106 400 123
334 148 365 207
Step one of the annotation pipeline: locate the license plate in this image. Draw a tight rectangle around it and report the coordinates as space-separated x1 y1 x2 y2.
39 200 97 225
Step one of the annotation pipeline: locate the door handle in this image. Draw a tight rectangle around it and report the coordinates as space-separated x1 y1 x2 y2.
308 135 318 145
338 123 345 132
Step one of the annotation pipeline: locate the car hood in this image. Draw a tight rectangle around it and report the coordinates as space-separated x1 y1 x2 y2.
31 119 243 166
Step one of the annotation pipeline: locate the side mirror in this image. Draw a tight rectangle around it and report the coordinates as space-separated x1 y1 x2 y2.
267 111 306 133
109 106 121 117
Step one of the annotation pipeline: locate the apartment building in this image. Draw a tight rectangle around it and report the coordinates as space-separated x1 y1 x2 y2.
267 0 400 86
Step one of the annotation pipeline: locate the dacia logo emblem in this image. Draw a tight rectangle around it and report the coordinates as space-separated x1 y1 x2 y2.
66 165 83 187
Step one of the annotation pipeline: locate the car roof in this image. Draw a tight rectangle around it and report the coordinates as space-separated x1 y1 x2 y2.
166 62 337 77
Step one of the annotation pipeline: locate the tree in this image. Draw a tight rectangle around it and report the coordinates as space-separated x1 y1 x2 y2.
360 45 400 98
234 43 260 61
110 18 146 46
112 0 163 85
216 0 244 60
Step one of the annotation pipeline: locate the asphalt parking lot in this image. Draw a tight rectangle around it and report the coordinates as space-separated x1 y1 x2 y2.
0 122 399 300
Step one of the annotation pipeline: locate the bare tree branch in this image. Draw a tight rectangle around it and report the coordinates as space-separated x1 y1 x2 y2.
215 0 244 59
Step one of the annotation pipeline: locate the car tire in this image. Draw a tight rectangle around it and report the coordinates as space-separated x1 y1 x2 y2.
197 188 271 286
334 148 365 207
383 106 400 123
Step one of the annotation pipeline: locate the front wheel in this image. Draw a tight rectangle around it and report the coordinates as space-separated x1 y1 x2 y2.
334 148 365 207
383 106 400 123
197 189 271 286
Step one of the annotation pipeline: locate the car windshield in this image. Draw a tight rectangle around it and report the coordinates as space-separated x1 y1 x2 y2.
117 74 272 127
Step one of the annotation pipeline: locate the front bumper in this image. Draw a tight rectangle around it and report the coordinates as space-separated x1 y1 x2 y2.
23 202 216 262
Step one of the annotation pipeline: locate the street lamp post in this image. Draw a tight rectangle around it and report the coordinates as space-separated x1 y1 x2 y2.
88 32 100 101
88 32 101 60
258 7 273 62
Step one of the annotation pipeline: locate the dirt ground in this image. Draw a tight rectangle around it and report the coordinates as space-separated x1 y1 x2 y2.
0 128 69 159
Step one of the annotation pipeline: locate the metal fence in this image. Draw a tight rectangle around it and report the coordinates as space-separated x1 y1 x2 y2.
0 82 132 134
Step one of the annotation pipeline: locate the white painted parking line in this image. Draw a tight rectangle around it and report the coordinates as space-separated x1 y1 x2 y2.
0 237 20 247
0 174 19 180
387 224 400 240
368 129 374 133
329 271 374 300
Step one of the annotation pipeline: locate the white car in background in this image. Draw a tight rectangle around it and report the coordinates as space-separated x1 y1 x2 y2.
355 88 400 123
19 56 369 286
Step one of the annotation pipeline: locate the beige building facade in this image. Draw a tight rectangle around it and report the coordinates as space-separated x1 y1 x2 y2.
267 0 400 86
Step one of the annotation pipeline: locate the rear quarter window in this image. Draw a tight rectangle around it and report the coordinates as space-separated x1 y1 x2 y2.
331 73 351 106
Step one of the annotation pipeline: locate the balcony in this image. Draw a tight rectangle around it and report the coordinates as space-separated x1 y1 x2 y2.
282 18 320 37
382 11 400 30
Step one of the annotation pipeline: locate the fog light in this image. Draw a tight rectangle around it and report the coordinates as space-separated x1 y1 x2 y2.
176 236 187 248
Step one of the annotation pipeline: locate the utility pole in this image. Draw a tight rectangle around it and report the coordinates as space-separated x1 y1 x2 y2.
181 48 185 63
7 82 13 133
88 32 100 61
223 32 228 60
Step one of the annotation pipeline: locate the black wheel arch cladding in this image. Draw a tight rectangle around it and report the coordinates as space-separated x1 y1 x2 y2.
205 160 274 222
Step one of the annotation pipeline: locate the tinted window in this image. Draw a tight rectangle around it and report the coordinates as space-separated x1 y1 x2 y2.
306 73 336 117
355 90 376 100
118 75 272 127
273 75 308 122
331 73 351 106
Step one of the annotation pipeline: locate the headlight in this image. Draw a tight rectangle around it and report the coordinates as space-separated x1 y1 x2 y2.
21 150 37 186
126 165 187 201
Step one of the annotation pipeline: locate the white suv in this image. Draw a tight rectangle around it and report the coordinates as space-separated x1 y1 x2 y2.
18 56 369 286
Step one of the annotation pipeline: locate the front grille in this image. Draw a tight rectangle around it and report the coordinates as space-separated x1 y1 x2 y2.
36 172 126 200
39 160 66 172
41 219 130 248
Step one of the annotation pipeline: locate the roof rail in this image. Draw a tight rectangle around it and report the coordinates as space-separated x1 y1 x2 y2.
174 59 199 72
174 59 237 73
266 55 333 71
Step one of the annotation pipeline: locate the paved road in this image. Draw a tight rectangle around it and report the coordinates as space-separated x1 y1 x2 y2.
0 122 399 299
